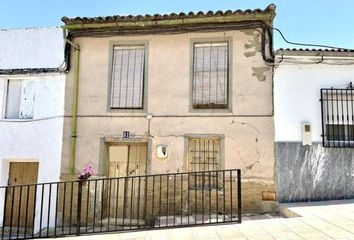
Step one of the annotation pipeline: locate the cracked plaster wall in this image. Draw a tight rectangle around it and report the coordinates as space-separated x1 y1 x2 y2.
61 29 274 184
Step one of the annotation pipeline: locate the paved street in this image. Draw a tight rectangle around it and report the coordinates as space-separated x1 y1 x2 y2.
45 200 354 240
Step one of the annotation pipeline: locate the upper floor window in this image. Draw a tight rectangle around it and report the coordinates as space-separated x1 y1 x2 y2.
5 79 35 119
110 45 145 109
321 87 354 147
192 42 229 109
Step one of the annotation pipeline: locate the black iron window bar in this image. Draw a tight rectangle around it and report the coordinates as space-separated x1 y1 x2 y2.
321 83 354 148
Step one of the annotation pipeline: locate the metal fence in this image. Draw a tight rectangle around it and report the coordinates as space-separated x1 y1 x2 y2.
0 169 241 239
320 87 354 148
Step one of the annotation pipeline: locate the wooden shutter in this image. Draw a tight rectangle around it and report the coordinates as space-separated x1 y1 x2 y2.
110 46 145 108
193 42 228 108
5 80 22 119
19 80 35 119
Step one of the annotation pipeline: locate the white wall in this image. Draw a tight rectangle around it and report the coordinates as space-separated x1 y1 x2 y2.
0 27 64 69
274 62 354 142
0 73 65 230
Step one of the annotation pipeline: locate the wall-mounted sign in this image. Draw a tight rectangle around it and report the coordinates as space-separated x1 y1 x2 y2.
123 131 130 138
157 144 168 158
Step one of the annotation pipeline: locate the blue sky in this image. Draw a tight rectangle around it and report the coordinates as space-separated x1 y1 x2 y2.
1 0 353 49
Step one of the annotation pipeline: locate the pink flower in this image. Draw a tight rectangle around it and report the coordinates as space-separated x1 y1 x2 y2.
78 164 94 180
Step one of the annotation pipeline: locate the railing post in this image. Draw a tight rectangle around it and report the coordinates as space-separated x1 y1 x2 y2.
76 181 82 236
237 170 242 223
1 187 8 240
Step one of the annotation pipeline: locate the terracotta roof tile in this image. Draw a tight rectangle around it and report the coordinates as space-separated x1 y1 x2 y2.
61 4 276 25
277 48 354 53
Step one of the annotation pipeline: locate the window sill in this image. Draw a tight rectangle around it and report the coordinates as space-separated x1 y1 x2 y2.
108 108 146 114
324 140 354 148
189 108 232 114
1 118 34 122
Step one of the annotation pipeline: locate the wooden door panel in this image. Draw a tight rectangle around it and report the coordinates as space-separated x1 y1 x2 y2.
107 144 147 222
5 162 39 227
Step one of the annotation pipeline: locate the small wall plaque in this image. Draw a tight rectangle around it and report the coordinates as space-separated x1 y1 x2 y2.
123 131 130 138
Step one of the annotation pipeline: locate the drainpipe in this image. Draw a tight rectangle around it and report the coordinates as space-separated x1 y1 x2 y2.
63 30 80 175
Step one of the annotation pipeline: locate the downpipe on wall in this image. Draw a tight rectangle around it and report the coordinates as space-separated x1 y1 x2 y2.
63 29 80 175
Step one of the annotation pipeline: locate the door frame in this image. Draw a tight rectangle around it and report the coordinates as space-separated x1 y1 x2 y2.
103 138 150 221
103 137 151 177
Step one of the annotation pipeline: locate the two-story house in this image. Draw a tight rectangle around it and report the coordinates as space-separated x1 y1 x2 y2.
0 27 66 233
60 4 277 214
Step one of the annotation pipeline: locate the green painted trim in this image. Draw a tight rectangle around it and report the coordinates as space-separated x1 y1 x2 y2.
189 37 233 113
107 40 149 113
62 13 275 30
69 48 80 175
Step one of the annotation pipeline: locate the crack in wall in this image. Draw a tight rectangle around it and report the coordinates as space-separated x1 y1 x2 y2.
225 118 262 175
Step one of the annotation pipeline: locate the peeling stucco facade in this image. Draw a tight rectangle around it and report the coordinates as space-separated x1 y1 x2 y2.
62 28 275 212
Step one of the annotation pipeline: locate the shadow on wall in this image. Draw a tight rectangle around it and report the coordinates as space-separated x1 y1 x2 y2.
276 142 354 203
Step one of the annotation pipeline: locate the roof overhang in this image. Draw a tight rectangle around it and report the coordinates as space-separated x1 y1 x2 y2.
61 4 276 33
275 48 354 65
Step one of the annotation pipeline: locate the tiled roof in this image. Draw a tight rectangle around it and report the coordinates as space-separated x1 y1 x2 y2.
61 4 276 25
277 48 354 53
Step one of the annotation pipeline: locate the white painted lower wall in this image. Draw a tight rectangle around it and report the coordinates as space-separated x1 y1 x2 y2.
0 73 65 231
274 63 354 142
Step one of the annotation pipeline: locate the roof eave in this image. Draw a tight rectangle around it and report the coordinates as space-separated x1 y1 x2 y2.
276 50 354 59
62 12 275 31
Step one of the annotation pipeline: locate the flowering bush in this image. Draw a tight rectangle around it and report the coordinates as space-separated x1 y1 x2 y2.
78 164 94 180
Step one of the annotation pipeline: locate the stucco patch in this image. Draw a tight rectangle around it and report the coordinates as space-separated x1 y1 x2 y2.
252 67 269 81
242 29 261 58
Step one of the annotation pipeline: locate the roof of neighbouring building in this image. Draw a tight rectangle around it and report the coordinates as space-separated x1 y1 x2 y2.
276 48 354 58
61 4 276 30
0 27 65 71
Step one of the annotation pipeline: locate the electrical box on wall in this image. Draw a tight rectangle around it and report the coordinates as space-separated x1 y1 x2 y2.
302 122 312 146
157 145 168 158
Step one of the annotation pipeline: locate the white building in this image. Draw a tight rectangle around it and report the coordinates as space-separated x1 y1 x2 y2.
274 48 354 202
0 27 66 233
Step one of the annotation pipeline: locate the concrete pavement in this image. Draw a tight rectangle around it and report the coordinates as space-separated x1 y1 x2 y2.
44 200 354 240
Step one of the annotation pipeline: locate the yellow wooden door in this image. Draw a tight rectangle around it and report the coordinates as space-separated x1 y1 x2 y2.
108 144 147 222
5 162 39 227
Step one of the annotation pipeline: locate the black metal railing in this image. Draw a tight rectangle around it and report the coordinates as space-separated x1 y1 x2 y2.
0 169 241 239
321 86 354 148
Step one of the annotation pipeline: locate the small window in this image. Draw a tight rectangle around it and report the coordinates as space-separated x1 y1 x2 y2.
192 42 228 109
188 137 221 189
5 79 35 119
110 45 145 109
321 87 354 147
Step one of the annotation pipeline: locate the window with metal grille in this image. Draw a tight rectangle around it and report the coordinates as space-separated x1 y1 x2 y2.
110 46 145 109
320 87 354 147
188 138 221 189
192 42 228 109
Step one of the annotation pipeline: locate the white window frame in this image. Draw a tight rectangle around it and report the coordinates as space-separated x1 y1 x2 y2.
3 79 35 120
